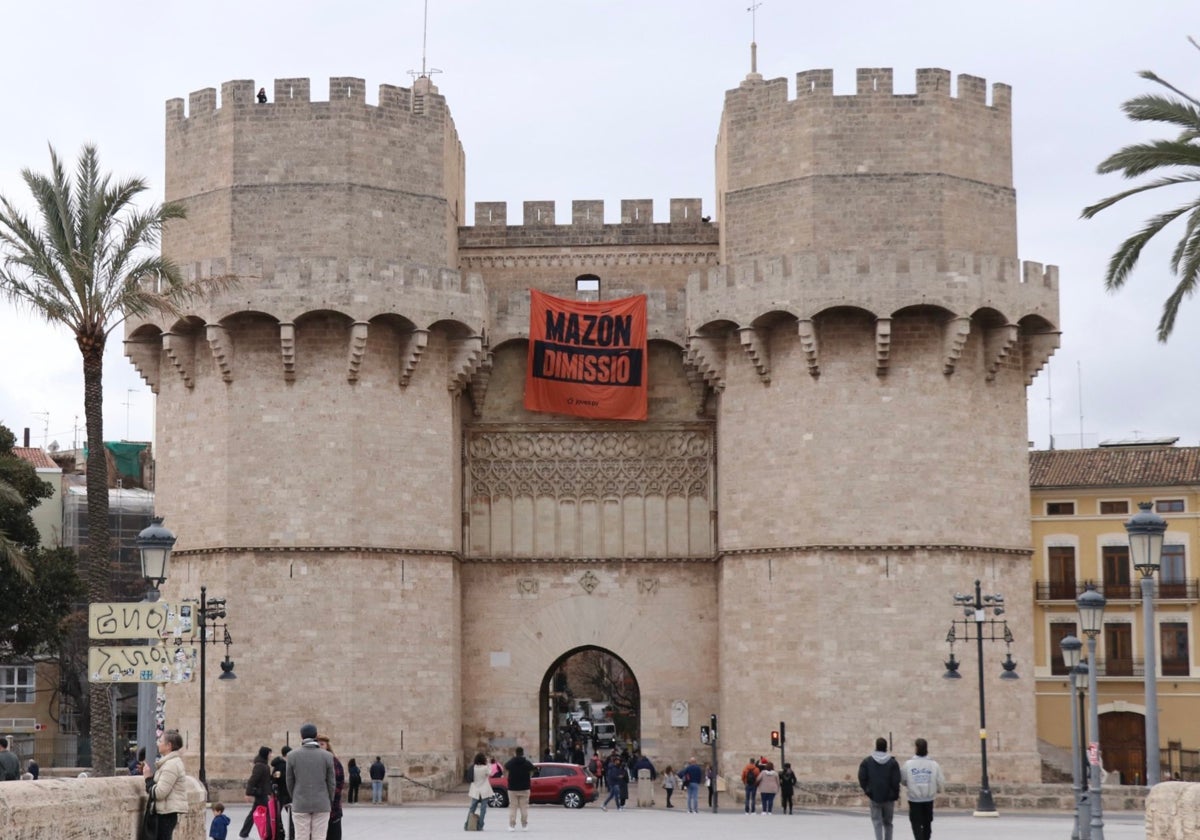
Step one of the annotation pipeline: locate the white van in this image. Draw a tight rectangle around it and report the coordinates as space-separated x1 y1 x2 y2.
592 721 617 748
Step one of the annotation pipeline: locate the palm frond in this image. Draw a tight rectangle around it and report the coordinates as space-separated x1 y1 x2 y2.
1095 140 1200 178
1101 203 1196 291
1081 174 1200 218
1140 70 1200 109
1122 94 1200 131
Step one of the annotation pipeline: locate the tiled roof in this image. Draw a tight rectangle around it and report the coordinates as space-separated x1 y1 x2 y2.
1030 447 1200 489
12 447 59 470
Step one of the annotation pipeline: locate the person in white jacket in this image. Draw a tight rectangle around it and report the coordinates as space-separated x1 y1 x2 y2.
901 738 945 840
466 752 495 830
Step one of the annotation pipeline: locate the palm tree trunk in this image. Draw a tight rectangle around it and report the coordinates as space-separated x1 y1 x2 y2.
81 335 115 776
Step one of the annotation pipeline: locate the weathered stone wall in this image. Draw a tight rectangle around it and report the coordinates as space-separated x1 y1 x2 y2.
0 775 206 840
1147 781 1200 839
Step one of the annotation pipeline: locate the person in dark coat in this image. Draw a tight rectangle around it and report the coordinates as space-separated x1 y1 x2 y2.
239 746 273 839
270 746 292 840
346 758 361 803
858 737 901 840
369 756 386 803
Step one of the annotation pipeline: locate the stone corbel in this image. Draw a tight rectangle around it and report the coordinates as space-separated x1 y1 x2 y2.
875 318 892 376
1022 330 1061 386
124 337 162 394
279 322 296 382
985 323 1020 381
448 335 485 394
206 325 234 383
399 329 429 387
468 350 494 417
684 334 726 393
347 322 369 382
683 362 711 416
738 326 771 384
797 319 819 377
161 332 195 388
942 316 971 375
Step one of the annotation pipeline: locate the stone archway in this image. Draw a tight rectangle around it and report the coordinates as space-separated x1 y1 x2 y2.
539 646 641 761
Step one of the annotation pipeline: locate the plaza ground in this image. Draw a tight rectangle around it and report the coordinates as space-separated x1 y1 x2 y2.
214 799 1145 840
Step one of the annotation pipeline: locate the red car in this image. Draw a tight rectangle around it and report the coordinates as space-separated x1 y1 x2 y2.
488 762 598 809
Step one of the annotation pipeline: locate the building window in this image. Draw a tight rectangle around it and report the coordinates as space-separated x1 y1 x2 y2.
1048 547 1077 600
1161 622 1190 677
1160 545 1188 599
1050 622 1078 675
575 274 600 299
1103 546 1132 599
1047 502 1076 516
1104 623 1134 676
1100 500 1129 515
1156 499 1185 513
0 665 35 703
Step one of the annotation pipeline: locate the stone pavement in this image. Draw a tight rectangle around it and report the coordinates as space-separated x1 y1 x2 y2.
215 800 1146 840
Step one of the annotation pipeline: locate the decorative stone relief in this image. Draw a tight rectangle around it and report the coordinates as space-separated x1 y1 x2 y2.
517 578 539 595
579 571 599 594
637 578 659 595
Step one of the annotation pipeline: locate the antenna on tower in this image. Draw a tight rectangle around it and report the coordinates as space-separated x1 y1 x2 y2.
33 411 50 449
407 0 443 82
747 2 763 75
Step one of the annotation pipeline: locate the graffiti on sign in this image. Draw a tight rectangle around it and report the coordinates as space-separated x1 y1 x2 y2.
88 643 198 683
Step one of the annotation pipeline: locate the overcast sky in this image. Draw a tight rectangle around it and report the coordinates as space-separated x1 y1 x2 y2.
0 0 1196 452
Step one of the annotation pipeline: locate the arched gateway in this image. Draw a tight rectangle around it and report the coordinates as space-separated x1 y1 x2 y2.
133 67 1056 792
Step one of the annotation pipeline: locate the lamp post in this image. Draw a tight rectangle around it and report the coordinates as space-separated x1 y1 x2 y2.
944 579 1016 818
1073 662 1092 840
1060 634 1084 840
1126 501 1166 786
197 585 236 798
135 517 176 771
1078 584 1106 840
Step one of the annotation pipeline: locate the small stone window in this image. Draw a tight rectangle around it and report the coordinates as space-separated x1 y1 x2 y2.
1100 500 1129 515
1046 501 1075 516
575 274 600 301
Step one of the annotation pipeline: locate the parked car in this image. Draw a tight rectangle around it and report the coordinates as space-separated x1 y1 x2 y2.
577 719 593 736
489 762 598 809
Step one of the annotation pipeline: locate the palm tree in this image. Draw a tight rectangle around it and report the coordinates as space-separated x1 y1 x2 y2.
0 477 34 581
0 143 223 775
1082 38 1200 342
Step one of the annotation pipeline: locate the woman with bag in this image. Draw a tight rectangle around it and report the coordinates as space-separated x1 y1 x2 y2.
465 752 493 830
143 730 188 840
238 747 273 839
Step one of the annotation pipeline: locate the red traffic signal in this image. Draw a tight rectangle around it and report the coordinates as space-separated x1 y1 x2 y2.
770 729 780 747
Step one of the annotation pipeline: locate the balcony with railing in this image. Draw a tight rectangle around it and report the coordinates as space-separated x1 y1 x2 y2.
1035 579 1199 602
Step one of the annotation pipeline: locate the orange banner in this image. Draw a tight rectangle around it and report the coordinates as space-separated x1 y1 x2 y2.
524 290 648 421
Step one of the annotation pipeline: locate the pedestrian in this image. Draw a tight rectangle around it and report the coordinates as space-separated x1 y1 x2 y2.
633 751 656 780
466 752 494 830
704 762 715 807
257 88 268 104
601 756 627 811
741 756 760 814
286 723 334 840
26 758 39 780
209 802 231 840
316 735 344 840
779 762 797 814
902 738 945 840
142 730 188 840
369 755 386 803
858 736 901 840
239 746 273 839
0 738 19 781
504 746 535 831
680 756 703 813
662 764 676 808
347 758 361 803
489 756 504 779
757 761 780 814
271 745 293 840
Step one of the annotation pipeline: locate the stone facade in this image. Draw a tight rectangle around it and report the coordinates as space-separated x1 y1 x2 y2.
127 66 1059 789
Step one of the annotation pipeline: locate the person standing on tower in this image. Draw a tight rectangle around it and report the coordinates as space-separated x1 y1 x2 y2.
858 737 901 840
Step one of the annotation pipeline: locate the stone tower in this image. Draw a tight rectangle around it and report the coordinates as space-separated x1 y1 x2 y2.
126 66 1058 790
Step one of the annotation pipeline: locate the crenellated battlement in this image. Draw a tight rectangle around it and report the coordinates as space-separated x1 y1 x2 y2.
686 249 1058 331
166 75 447 122
461 199 717 249
763 67 1011 110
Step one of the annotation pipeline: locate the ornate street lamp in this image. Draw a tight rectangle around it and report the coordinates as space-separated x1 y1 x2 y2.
945 580 1015 817
1073 662 1092 840
198 586 236 798
1060 634 1084 840
135 517 177 769
1126 501 1166 786
1077 584 1106 840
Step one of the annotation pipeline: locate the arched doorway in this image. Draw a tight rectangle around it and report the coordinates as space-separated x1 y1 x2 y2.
539 646 641 762
1100 711 1145 785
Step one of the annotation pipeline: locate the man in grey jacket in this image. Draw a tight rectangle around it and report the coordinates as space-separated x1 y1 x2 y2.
901 738 945 840
286 723 335 840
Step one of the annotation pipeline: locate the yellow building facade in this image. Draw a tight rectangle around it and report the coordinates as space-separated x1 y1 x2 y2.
1031 442 1200 785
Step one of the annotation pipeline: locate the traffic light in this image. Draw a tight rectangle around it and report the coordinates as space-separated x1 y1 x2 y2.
700 725 711 745
770 729 780 747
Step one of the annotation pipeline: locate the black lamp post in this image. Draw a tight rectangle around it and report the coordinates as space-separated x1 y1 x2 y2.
1060 634 1084 840
1126 501 1166 786
1077 584 1106 840
1073 662 1092 840
944 579 1016 818
197 585 236 798
135 517 176 770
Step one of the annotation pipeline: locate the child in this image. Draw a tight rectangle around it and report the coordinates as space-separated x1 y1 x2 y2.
209 802 230 840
